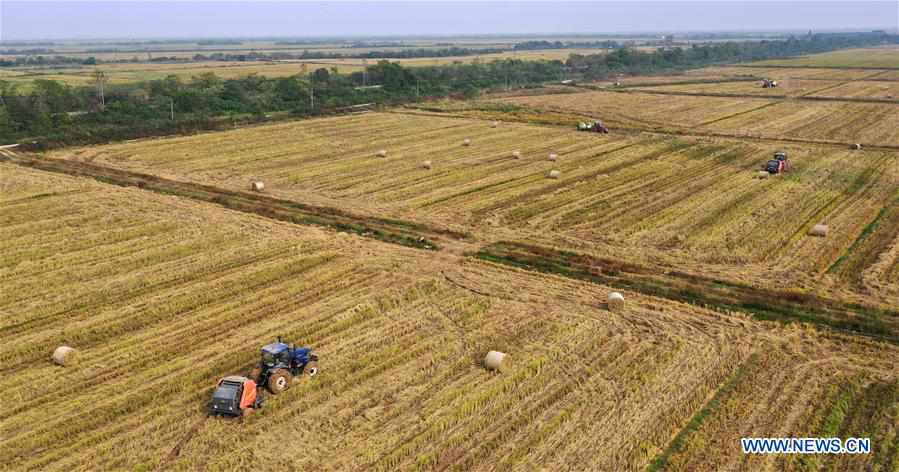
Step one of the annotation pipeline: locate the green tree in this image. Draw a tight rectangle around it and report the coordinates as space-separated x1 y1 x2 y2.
312 68 331 84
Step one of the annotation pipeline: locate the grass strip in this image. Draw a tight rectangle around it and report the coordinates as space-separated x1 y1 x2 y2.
4 154 470 250
474 241 899 343
645 353 758 472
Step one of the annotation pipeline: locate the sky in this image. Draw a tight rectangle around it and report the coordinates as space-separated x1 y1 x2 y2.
1 1 897 41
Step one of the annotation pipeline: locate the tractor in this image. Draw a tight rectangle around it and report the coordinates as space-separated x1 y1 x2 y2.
249 338 319 394
761 78 778 88
207 376 264 417
764 151 791 174
577 120 609 134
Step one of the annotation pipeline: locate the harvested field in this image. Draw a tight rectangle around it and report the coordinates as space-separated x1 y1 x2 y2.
475 241 899 341
695 66 887 81
635 78 899 103
591 75 760 88
751 46 899 68
43 110 899 300
633 79 845 97
8 154 466 250
10 42 899 468
870 70 899 81
701 100 899 146
48 112 638 223
3 163 899 472
500 90 775 129
499 90 899 146
660 346 899 471
808 80 899 99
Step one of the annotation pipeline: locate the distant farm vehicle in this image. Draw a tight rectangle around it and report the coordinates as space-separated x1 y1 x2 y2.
761 79 778 88
764 151 791 174
249 337 319 394
577 121 609 133
208 376 264 417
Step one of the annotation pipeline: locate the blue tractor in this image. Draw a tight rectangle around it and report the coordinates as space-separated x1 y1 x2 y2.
249 338 319 394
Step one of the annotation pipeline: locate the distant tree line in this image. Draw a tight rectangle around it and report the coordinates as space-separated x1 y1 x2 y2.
0 59 562 147
1 32 895 148
514 40 621 50
568 31 898 79
2 40 610 68
190 46 507 62
0 46 510 68
0 55 97 67
275 40 406 48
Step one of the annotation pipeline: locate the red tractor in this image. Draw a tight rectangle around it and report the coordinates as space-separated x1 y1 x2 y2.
207 376 264 417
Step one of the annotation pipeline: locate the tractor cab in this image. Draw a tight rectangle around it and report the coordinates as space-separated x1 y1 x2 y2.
208 376 263 417
774 151 787 161
261 342 290 367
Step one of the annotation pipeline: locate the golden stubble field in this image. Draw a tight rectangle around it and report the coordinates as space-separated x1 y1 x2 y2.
2 163 898 471
500 90 899 146
7 48 899 471
628 77 899 101
49 108 899 306
751 45 899 68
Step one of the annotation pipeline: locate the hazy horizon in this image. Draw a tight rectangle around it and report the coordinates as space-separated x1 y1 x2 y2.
1 1 897 41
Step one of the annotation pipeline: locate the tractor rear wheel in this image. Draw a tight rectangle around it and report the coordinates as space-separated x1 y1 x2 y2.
304 361 319 377
267 369 292 394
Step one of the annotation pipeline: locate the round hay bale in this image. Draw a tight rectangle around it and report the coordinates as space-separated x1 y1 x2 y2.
511 151 521 159
490 121 499 128
377 149 388 157
548 153 558 162
463 139 471 146
251 181 265 192
484 351 507 371
547 170 561 179
757 171 770 179
52 346 78 366
849 143 862 150
809 224 829 237
421 160 432 170
608 292 626 312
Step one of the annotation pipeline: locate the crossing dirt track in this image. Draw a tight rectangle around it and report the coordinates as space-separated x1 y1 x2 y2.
4 47 899 471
